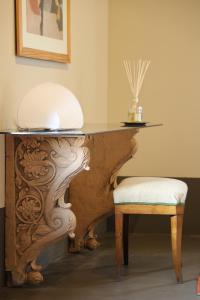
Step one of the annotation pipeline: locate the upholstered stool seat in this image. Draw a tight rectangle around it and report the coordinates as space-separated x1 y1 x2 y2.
113 177 188 283
114 177 187 205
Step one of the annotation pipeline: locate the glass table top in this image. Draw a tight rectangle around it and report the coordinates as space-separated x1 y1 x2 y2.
0 123 162 136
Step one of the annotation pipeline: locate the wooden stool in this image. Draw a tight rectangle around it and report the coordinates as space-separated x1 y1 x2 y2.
113 177 188 283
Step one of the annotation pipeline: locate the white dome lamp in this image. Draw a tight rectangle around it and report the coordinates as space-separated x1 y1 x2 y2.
17 82 84 130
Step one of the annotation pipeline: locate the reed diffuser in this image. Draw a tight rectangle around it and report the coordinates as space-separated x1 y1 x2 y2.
123 59 150 122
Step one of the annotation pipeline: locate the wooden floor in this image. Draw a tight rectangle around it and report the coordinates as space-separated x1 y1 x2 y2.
1 234 200 300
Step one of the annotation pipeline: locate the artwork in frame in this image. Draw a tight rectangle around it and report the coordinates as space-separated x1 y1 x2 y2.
15 0 71 63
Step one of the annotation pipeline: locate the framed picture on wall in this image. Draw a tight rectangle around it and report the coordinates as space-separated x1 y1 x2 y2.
15 0 71 63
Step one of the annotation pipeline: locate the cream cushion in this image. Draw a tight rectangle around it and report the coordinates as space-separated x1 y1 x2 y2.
113 177 188 205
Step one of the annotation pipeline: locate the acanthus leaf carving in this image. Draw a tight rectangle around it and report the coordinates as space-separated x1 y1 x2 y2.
16 187 43 224
11 136 90 286
20 150 49 179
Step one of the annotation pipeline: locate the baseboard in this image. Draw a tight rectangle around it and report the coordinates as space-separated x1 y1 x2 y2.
107 176 200 234
0 207 5 287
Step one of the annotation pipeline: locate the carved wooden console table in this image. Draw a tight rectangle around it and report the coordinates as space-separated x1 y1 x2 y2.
3 124 155 286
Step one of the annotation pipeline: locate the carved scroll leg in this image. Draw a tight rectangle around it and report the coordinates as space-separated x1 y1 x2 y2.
27 260 43 285
85 226 100 251
6 136 90 286
69 230 85 253
11 209 76 286
69 223 100 253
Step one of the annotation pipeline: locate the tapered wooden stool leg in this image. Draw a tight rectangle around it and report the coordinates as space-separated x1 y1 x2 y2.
196 276 200 295
170 214 183 283
115 207 123 276
123 214 129 265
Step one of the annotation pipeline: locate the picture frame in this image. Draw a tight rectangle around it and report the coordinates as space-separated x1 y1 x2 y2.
15 0 71 63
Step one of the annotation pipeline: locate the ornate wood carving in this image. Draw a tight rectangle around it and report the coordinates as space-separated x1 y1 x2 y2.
6 136 89 286
68 129 138 252
5 128 138 285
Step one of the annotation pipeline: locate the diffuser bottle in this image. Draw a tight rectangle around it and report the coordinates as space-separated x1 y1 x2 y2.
128 98 138 122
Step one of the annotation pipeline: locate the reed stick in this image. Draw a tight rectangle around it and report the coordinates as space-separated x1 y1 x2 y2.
123 59 150 102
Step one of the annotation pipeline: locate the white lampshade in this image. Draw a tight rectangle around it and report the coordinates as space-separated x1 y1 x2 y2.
17 82 84 130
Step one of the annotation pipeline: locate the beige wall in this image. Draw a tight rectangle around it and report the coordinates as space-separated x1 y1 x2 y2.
108 0 200 178
0 0 108 207
1 0 200 206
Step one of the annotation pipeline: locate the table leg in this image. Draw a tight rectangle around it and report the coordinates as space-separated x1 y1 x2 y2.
69 129 138 252
6 136 89 286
